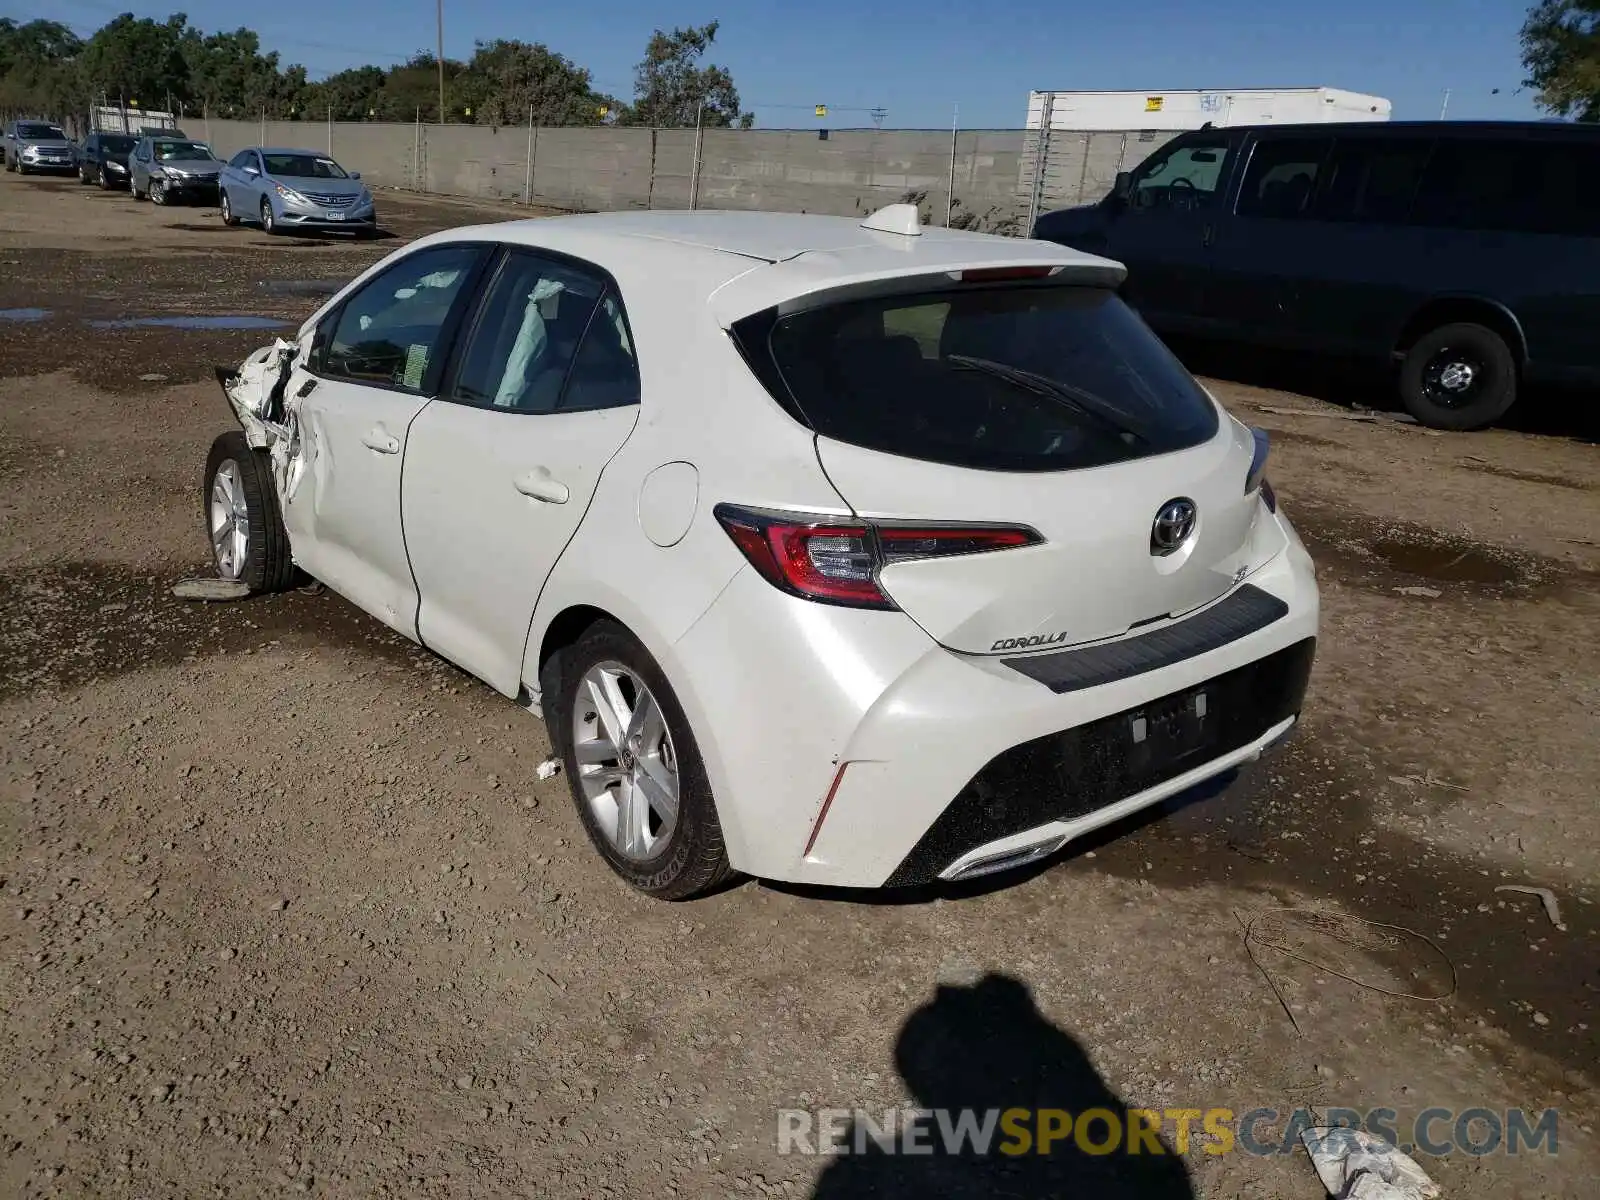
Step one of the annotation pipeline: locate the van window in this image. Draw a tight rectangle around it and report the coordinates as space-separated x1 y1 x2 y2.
1314 137 1432 224
1236 137 1332 219
1413 138 1599 236
1127 138 1232 212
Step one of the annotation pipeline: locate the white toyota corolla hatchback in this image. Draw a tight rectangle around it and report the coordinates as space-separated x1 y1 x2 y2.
207 204 1318 899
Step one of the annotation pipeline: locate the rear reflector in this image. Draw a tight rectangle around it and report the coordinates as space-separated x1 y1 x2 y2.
714 504 1041 609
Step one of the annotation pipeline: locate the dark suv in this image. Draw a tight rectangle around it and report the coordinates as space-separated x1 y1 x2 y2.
1032 121 1600 430
78 132 139 190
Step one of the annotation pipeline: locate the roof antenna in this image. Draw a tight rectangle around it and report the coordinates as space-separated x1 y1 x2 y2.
860 203 923 236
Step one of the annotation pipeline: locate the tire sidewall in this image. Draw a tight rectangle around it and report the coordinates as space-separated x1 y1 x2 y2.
1400 323 1517 431
553 622 727 899
202 431 295 594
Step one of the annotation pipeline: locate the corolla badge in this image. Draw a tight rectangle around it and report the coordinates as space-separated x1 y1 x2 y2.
1151 498 1197 556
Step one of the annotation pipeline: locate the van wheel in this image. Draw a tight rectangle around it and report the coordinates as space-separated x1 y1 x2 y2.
202 432 297 593
1399 323 1517 431
545 620 733 900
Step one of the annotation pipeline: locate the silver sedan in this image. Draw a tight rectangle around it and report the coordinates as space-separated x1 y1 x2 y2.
218 147 378 236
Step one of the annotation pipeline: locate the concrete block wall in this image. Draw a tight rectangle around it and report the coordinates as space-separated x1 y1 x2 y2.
192 119 1175 230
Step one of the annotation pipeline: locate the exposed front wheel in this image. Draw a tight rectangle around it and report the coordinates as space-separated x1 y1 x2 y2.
149 178 168 205
220 190 239 226
547 621 732 900
1399 322 1518 431
260 198 278 234
202 432 297 593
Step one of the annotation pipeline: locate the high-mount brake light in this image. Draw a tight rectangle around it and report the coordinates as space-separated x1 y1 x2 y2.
713 505 1041 609
957 265 1060 283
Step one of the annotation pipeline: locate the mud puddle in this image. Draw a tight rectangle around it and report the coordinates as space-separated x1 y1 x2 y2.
0 307 49 322
1290 505 1547 592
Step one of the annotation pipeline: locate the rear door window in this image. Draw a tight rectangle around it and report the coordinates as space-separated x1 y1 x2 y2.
1313 137 1432 224
449 251 638 413
1236 137 1333 219
734 284 1219 472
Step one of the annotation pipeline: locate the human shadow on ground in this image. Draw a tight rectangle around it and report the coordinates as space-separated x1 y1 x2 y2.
809 973 1196 1199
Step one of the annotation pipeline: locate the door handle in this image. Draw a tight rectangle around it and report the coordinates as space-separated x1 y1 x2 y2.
514 469 570 504
361 428 401 455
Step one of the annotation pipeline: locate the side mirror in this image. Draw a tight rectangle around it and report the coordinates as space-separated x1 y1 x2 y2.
1112 171 1133 200
348 171 361 181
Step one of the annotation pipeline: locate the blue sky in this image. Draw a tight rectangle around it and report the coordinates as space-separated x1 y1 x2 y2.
28 0 1548 127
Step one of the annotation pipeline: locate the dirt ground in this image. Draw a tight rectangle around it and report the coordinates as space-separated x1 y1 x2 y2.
1 173 1596 1199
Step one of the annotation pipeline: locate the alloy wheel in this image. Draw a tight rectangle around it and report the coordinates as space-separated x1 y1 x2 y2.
571 662 681 862
209 459 250 580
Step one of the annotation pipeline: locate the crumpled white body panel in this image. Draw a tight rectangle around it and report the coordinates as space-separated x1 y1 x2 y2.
222 337 309 500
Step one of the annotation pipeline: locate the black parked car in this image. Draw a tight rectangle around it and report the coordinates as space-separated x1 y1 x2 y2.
1031 120 1600 430
78 132 139 190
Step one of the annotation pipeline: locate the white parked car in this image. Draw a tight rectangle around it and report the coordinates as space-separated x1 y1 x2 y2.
207 205 1319 899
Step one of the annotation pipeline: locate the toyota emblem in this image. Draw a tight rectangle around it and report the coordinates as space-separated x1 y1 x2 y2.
1151 498 1197 556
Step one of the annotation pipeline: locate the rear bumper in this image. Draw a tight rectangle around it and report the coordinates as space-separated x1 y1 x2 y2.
670 507 1319 889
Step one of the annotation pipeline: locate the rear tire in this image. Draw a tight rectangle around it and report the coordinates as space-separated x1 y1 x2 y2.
202 432 297 594
1399 322 1518 431
546 620 733 900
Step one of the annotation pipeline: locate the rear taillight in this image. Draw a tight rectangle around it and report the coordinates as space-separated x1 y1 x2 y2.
714 504 1041 609
1246 427 1277 512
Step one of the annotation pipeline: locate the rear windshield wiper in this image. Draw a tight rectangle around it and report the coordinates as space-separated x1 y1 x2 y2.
946 354 1150 446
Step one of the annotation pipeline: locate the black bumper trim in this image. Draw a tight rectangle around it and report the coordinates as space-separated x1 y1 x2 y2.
885 637 1315 887
1002 584 1288 694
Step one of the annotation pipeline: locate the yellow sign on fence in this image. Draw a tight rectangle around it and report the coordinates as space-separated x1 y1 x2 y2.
815 104 827 118
1145 96 1164 112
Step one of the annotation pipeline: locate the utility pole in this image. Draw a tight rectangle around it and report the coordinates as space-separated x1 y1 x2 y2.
436 0 446 122
1438 89 1451 120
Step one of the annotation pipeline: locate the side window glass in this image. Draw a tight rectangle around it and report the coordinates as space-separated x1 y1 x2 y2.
323 245 484 392
1314 138 1431 224
1129 140 1231 212
228 150 253 170
450 252 607 413
561 292 642 411
1236 137 1332 219
1412 140 1523 231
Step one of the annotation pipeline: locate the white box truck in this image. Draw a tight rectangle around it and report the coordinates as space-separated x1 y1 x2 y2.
1026 87 1391 131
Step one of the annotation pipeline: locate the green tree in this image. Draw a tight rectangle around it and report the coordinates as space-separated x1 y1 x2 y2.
463 39 616 126
300 65 387 121
626 20 751 128
80 13 193 110
1521 0 1600 120
0 19 85 116
182 27 286 117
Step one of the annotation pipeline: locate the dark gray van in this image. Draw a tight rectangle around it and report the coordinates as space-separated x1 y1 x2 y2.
1031 121 1600 430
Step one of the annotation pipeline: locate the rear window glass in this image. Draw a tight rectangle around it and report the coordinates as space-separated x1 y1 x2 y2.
733 285 1219 472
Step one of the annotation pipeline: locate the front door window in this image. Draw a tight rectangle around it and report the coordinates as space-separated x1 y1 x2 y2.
1128 140 1232 213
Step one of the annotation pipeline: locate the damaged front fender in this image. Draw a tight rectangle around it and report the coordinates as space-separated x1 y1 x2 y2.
214 338 310 502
